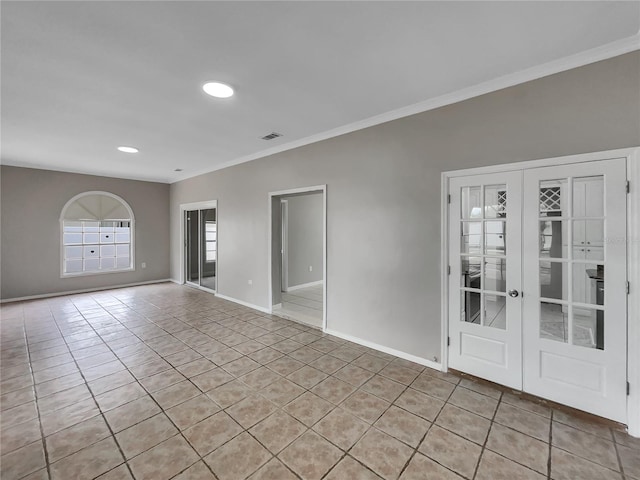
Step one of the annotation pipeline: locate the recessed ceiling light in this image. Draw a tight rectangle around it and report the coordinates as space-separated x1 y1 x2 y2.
202 82 234 98
117 146 139 153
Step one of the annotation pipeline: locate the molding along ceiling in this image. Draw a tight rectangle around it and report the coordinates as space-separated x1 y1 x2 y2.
1 1 639 183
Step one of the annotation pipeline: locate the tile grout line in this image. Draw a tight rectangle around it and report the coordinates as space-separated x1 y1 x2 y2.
471 389 503 480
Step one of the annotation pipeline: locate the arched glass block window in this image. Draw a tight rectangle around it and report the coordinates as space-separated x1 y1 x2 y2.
60 191 134 276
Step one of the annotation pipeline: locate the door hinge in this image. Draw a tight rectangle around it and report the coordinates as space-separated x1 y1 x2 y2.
447 194 451 204
626 181 630 194
627 281 630 295
447 265 451 275
627 382 630 395
447 337 451 347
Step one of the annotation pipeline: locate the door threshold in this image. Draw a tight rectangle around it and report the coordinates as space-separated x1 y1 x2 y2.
449 369 627 432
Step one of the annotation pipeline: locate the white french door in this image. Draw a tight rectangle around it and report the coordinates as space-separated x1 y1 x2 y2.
448 158 628 422
448 171 523 389
522 159 627 422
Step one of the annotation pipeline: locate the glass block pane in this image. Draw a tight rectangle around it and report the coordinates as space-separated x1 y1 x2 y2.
573 176 604 218
99 233 114 243
485 295 506 329
485 221 506 255
539 260 567 301
63 233 83 245
484 258 506 292
84 258 100 271
573 307 604 350
116 256 130 268
65 246 83 259
84 222 100 232
65 259 83 273
100 258 116 270
539 220 567 259
84 233 99 243
461 257 481 289
573 263 603 305
484 185 507 219
63 221 82 232
461 186 482 219
115 227 130 233
461 222 481 254
100 245 116 257
539 179 567 217
116 244 129 256
83 245 99 258
115 233 130 243
540 302 567 343
461 291 481 324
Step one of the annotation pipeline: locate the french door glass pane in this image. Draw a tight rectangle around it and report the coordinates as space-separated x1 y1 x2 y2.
461 257 481 288
573 307 603 349
539 179 566 217
461 186 482 219
572 264 603 306
200 208 216 290
540 301 568 343
539 220 566 259
485 295 506 330
484 185 506 218
484 258 506 292
461 222 482 254
484 221 506 254
461 291 481 324
186 210 199 284
573 176 604 217
539 260 567 301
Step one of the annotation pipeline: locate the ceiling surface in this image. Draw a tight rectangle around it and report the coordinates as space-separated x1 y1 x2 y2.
2 1 639 183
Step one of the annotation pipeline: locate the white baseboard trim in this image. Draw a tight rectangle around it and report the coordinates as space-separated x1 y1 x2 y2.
324 328 443 372
214 293 271 314
169 278 182 285
285 280 323 292
0 279 173 304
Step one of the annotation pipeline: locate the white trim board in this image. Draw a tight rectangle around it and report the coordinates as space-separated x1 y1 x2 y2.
325 328 443 372
0 279 172 304
172 35 640 184
215 293 271 314
441 146 640 437
285 280 324 292
267 185 327 331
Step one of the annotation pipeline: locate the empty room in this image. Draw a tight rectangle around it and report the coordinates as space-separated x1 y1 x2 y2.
1 2 639 480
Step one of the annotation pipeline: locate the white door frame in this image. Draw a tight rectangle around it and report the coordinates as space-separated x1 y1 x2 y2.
179 200 218 292
281 200 289 292
268 185 327 331
441 146 640 436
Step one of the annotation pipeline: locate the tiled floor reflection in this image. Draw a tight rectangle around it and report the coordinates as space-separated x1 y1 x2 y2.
1 283 638 480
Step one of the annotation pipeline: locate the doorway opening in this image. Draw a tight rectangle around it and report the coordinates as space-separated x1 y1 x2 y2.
269 186 326 329
181 200 217 293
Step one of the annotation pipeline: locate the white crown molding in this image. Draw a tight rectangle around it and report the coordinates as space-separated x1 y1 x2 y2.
173 34 640 184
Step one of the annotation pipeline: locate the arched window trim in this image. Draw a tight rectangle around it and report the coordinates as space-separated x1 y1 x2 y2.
60 191 135 278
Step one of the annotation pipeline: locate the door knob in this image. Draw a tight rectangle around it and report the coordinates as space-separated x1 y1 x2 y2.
508 289 520 298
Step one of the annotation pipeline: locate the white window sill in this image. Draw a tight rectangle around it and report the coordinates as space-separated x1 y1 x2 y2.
61 267 135 278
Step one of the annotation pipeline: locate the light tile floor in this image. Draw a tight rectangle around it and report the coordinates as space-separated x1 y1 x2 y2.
1 283 638 480
276 284 323 328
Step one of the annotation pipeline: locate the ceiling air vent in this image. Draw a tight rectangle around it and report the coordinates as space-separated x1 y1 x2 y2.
261 132 283 140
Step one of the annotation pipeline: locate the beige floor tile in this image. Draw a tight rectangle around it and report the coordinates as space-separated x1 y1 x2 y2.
334 364 375 387
248 458 298 480
152 380 201 409
183 411 244 456
176 358 217 378
351 428 414 480
375 405 431 447
400 453 463 480
311 376 356 404
46 415 111 462
50 436 123 480
435 403 491 445
88 370 136 396
341 390 390 424
617 443 640 479
204 432 272 480
1 385 36 411
494 403 550 442
410 373 456 401
258 378 305 406
0 417 41 454
613 430 640 449
164 348 204 368
115 414 178 459
313 408 369 450
394 388 443 422
379 364 419 385
501 392 551 418
352 353 391 373
266 356 304 376
486 423 549 475
358 375 405 403
95 464 134 479
0 440 46 480
166 394 221 430
551 447 622 480
227 393 277 428
103 395 161 432
172 461 216 480
553 410 613 440
128 435 199 480
1 400 38 430
191 368 235 392
309 354 347 374
459 378 502 399
95 382 146 411
40 397 101 436
286 365 328 389
476 450 546 480
419 425 482 479
22 469 51 480
137 368 186 393
248 347 284 365
206 379 253 408
35 372 84 398
448 386 498 419
552 421 619 471
239 366 282 390
325 457 383 480
279 430 342 480
249 410 307 453
221 356 261 377
283 391 334 426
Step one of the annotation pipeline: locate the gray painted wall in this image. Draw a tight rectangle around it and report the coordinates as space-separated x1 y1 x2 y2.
285 193 323 288
170 52 639 362
1 166 170 300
